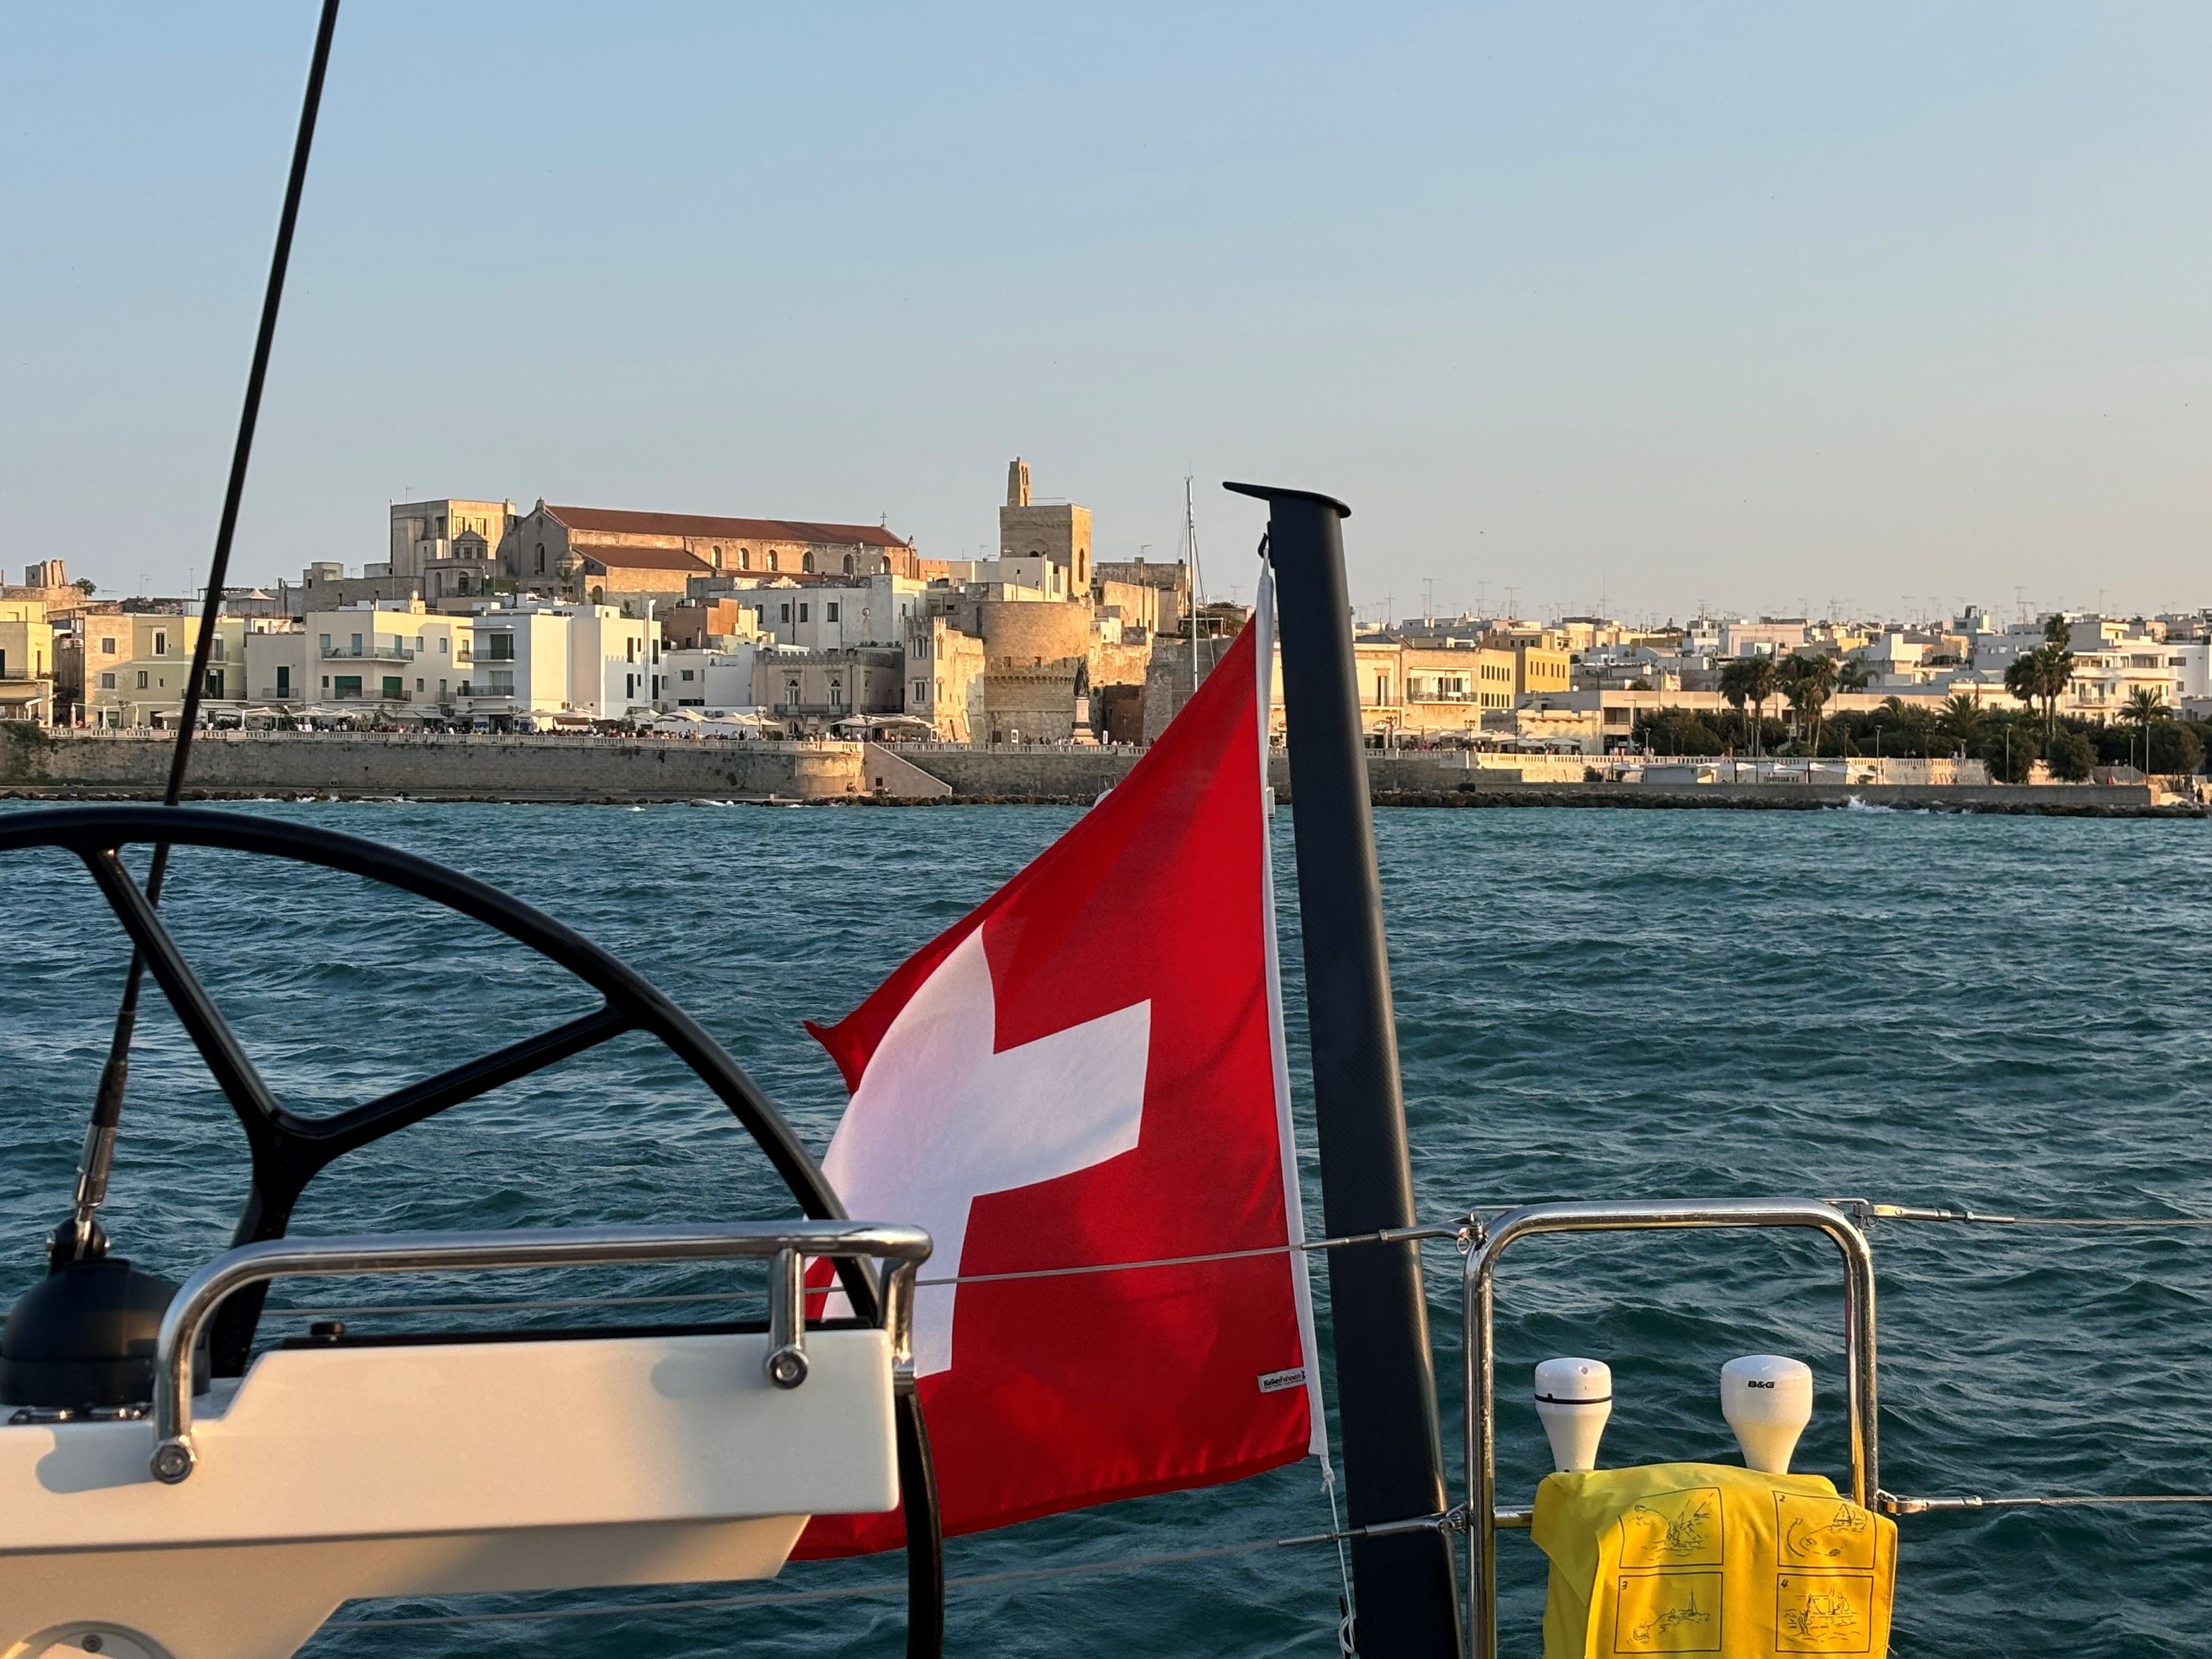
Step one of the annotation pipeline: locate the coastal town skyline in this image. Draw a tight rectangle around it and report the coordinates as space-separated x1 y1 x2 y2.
6 6 2208 619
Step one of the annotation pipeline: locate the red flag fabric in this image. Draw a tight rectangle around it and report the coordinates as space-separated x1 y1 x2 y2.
795 593 1320 1556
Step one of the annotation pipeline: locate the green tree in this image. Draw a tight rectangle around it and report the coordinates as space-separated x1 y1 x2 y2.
1837 658 1872 692
2149 719 2206 776
2049 728 2096 781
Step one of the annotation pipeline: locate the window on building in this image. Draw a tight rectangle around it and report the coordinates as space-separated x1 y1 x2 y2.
738 548 751 570
382 676 403 699
802 552 816 573
826 602 840 623
779 603 791 624
99 672 116 690
416 677 425 691
625 638 637 664
487 633 515 661
349 633 362 655
438 637 449 654
784 680 801 708
799 603 810 623
829 679 844 708
712 546 723 567
275 666 290 697
766 552 779 572
842 554 854 575
535 543 546 575
438 679 447 698
136 670 148 689
210 638 225 661
334 676 361 698
153 630 168 656
101 636 116 655
319 634 331 653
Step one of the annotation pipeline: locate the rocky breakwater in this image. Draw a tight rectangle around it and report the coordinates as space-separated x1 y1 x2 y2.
0 729 865 802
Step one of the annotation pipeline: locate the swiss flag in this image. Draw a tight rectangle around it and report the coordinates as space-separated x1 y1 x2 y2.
796 581 1321 1555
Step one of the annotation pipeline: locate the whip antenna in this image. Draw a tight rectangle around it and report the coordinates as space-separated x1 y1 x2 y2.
61 0 343 1263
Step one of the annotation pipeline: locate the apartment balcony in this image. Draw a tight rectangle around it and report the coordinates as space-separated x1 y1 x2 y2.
321 646 414 662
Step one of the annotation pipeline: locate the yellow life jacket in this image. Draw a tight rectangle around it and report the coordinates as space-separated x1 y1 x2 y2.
1530 1462 1896 1657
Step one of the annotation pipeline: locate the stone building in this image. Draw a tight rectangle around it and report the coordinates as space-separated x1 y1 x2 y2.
0 599 55 726
753 644 904 732
504 503 924 596
904 616 986 742
1092 555 1190 638
997 459 1091 595
384 498 515 601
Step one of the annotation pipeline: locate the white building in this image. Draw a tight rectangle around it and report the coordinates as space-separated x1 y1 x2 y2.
469 602 652 721
715 573 925 649
289 600 649 723
662 643 760 712
1718 618 1809 658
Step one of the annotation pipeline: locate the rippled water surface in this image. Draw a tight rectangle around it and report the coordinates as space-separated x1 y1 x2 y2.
2 800 2208 1656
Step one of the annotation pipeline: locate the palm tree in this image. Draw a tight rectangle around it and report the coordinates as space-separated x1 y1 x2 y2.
1734 655 1778 758
2122 685 2168 773
1939 692 1983 750
1718 657 1754 754
1783 653 1839 754
2005 643 2074 755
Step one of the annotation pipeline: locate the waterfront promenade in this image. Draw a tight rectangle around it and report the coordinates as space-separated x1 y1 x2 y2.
0 728 2185 813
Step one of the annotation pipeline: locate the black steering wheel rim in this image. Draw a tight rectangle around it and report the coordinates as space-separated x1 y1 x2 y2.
0 802 942 1655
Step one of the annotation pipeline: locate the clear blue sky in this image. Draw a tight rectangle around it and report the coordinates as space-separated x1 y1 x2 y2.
3 2 2206 622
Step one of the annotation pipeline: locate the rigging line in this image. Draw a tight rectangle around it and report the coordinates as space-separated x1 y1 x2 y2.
69 0 342 1259
326 1534 1350 1630
1887 1492 2212 1515
260 1221 1472 1320
1838 1201 2212 1228
914 1219 1471 1289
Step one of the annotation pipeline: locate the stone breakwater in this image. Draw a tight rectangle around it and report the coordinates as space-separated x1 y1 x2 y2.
0 728 2184 813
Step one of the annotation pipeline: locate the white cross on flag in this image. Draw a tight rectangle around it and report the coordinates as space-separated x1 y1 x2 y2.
797 581 1321 1554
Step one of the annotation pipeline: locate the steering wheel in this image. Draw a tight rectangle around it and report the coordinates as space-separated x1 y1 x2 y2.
0 802 941 1654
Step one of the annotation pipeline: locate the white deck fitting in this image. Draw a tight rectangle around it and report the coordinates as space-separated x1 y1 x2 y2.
0 1327 899 1659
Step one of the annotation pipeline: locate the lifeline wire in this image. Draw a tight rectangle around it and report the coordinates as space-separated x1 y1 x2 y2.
266 1218 1474 1321
266 1199 2212 1323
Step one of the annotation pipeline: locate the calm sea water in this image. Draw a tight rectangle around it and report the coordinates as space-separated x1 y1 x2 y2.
2 800 2208 1657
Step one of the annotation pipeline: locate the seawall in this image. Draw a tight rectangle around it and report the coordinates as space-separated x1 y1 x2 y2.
0 730 2192 815
0 730 863 802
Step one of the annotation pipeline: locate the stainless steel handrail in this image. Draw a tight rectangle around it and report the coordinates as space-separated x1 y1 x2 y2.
1462 1198 1877 1659
148 1219 931 1485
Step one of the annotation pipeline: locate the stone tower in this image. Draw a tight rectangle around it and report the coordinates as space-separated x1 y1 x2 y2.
998 460 1091 597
